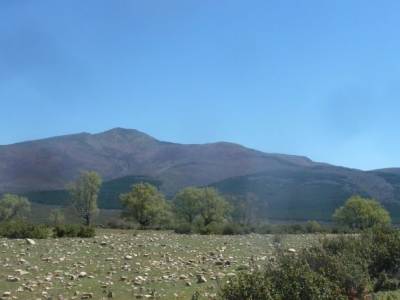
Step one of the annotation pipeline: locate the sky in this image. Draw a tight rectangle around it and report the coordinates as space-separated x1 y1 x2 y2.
1 1 400 170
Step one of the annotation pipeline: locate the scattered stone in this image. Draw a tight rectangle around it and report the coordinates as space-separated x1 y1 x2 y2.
78 272 87 278
26 239 36 245
6 275 20 282
196 274 207 283
288 248 296 253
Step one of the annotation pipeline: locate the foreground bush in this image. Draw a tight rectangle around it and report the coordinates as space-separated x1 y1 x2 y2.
219 227 400 299
53 224 95 238
0 221 50 239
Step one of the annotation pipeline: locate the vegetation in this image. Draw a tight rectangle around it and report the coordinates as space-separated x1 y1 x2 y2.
48 208 65 226
0 220 50 239
333 195 391 230
53 224 95 238
220 226 400 299
68 171 102 226
0 194 31 222
173 187 231 234
120 182 171 228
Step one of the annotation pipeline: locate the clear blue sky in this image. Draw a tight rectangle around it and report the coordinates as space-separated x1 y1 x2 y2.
1 1 400 170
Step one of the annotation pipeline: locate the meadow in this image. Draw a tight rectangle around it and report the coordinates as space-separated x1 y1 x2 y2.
0 230 316 300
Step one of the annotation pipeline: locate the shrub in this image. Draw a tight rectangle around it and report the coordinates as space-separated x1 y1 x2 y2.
220 227 400 299
53 224 95 238
106 219 138 230
174 222 193 234
78 226 95 238
0 221 50 239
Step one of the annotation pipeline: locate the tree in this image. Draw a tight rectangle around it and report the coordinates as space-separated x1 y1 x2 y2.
0 194 31 222
68 171 102 226
173 187 203 224
120 183 170 227
333 195 391 230
198 187 231 226
173 187 231 228
49 208 65 226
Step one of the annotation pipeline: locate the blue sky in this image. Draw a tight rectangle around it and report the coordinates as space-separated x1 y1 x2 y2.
1 1 400 170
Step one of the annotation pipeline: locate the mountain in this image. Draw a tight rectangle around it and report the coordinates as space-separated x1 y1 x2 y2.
1 128 400 222
0 128 315 194
211 166 400 222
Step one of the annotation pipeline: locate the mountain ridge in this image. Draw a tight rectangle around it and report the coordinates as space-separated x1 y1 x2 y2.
2 128 400 221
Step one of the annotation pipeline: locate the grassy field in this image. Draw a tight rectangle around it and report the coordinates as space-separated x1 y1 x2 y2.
0 230 319 300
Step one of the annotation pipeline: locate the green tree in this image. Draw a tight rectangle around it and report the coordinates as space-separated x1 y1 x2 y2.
0 194 31 222
333 195 391 230
198 187 231 226
173 187 203 224
120 183 170 227
68 171 102 226
49 208 65 226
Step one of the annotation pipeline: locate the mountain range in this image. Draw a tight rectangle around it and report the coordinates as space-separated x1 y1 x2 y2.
1 128 400 222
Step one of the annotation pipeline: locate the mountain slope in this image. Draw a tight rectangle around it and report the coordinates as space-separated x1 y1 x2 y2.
0 128 315 194
2 128 400 222
211 165 400 221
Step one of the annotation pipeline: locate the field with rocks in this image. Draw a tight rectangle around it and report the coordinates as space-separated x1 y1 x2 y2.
0 230 317 300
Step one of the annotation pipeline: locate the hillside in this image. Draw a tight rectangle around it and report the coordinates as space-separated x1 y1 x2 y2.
0 128 315 194
211 166 400 222
2 128 400 222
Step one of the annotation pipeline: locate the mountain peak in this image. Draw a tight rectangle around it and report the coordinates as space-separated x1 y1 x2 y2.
97 128 157 140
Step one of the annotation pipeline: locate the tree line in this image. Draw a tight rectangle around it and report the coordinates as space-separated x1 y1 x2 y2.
0 170 393 235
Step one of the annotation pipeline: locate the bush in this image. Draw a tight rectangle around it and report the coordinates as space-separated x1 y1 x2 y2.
222 223 251 235
78 226 95 237
53 224 95 238
174 222 193 234
0 221 50 239
106 219 138 230
220 227 400 299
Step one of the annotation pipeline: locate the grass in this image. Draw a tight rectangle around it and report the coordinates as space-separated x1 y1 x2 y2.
0 230 317 300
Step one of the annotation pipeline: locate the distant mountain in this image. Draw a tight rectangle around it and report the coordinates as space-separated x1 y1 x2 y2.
0 128 315 194
211 166 400 222
1 128 400 221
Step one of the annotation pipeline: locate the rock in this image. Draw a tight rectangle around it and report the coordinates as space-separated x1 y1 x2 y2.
6 275 20 282
26 238 36 245
288 248 296 253
179 274 188 280
2 292 11 297
15 269 29 276
196 274 207 283
78 272 87 278
81 293 94 299
124 255 133 260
